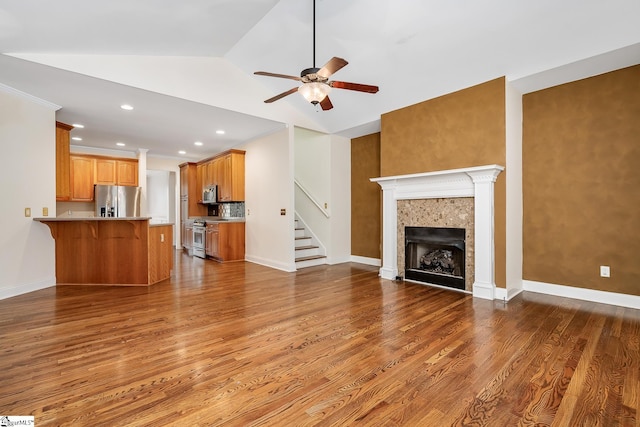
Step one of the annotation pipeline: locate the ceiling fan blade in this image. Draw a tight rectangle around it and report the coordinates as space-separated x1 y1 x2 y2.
317 57 348 78
254 71 302 82
264 87 299 103
330 80 379 93
320 96 333 111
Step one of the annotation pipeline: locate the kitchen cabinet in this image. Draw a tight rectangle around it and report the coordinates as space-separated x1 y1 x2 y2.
68 154 139 202
197 150 245 202
56 122 73 201
206 159 216 188
180 162 206 253
205 221 245 262
205 223 218 258
182 221 193 253
70 155 95 201
95 158 138 186
217 151 245 202
36 218 173 286
117 160 138 186
196 163 205 198
179 162 206 216
94 158 116 185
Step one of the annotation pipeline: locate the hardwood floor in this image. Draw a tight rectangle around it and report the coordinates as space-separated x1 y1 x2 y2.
1 252 639 426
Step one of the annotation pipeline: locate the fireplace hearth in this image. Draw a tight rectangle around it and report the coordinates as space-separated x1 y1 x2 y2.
405 226 465 290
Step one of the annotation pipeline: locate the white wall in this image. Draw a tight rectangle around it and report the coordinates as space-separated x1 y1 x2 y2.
0 85 59 299
504 80 524 300
293 128 351 265
329 134 351 264
239 127 296 271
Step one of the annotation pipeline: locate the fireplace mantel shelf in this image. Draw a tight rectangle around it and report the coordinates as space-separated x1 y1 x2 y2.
371 164 504 300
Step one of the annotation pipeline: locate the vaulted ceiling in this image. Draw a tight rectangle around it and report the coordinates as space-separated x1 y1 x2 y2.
1 0 638 160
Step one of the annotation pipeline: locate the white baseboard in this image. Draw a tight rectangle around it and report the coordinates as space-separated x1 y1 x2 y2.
244 255 296 273
523 280 640 310
0 277 56 300
494 286 524 302
350 256 381 267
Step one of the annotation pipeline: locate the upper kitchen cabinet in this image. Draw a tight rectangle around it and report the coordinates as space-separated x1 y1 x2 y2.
117 160 138 186
70 155 95 201
207 149 245 202
195 149 245 202
95 158 138 186
94 158 116 185
179 162 206 217
55 122 73 201
68 155 139 201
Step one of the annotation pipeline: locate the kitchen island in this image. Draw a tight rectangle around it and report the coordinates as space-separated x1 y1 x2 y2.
35 217 173 286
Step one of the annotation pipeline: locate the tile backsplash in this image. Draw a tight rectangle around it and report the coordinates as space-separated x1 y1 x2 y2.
219 202 245 218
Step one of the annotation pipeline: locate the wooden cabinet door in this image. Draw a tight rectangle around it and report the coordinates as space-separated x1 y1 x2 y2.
95 159 117 185
205 223 219 257
180 164 188 197
197 163 205 199
217 155 231 201
117 160 138 186
70 156 95 201
207 160 218 185
56 122 73 201
228 152 245 201
218 222 245 261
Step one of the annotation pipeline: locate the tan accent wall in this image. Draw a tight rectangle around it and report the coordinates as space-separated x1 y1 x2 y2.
351 133 381 259
379 77 507 287
523 65 640 295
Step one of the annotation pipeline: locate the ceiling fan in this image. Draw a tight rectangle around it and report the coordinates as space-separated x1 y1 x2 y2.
254 0 379 111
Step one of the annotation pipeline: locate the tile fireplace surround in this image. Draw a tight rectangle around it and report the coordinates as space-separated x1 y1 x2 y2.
371 165 504 300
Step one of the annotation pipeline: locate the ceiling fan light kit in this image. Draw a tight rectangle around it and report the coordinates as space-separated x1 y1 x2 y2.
298 82 331 104
254 0 378 111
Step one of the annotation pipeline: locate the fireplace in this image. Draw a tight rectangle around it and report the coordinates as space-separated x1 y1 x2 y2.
371 165 504 300
405 227 465 290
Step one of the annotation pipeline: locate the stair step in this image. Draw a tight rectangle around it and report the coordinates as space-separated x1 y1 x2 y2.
295 245 318 251
295 255 326 262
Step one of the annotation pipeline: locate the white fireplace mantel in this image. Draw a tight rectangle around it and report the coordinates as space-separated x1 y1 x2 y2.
371 164 504 300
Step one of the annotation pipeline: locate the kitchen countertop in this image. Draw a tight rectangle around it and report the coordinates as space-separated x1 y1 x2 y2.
188 216 245 223
34 217 152 222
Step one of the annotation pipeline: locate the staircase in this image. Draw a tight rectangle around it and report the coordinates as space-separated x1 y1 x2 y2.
295 219 326 269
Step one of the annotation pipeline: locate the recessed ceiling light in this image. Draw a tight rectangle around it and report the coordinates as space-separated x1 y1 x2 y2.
71 137 82 141
116 142 126 147
72 123 84 128
216 130 225 135
120 104 134 111
194 141 203 146
179 150 186 155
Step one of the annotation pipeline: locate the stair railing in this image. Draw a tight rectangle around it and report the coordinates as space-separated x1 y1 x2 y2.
294 179 330 218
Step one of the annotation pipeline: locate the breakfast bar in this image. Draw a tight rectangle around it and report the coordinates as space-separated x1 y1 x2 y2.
35 217 173 286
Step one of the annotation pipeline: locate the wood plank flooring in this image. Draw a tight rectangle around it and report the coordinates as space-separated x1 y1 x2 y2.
1 251 639 426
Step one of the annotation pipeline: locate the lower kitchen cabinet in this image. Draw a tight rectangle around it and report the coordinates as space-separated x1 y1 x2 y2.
205 222 244 262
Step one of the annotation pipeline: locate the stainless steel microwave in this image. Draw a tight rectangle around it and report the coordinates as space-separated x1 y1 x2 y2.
202 185 217 204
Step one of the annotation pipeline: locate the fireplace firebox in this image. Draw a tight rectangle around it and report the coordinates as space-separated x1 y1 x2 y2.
405 226 465 290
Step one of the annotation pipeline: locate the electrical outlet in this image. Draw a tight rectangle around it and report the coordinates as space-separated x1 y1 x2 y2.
24 207 31 217
160 233 165 242
280 208 286 216
600 266 610 278
324 202 328 209
42 207 49 216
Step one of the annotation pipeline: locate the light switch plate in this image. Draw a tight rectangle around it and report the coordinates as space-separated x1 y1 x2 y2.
24 207 31 217
600 265 610 277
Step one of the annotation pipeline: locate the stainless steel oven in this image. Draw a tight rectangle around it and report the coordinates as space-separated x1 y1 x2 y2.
192 219 206 258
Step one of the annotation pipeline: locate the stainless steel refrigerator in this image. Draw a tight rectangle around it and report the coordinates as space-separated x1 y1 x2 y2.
94 185 141 217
